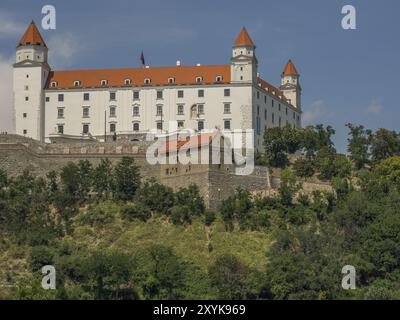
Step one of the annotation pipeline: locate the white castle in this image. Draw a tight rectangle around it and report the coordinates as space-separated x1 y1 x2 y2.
13 21 302 150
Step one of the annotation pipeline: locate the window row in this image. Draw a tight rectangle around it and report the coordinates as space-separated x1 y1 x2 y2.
49 76 225 88
50 89 231 103
55 120 232 135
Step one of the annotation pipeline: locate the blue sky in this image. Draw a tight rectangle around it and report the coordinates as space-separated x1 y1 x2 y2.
0 0 399 152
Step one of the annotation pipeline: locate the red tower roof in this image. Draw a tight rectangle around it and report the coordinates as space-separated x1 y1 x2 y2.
18 21 47 48
282 60 299 76
233 27 255 47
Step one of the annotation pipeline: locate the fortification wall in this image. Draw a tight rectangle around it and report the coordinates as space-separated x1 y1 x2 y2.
0 134 273 210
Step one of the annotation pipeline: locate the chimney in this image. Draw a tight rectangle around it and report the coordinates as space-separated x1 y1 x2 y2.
176 60 181 66
196 63 201 67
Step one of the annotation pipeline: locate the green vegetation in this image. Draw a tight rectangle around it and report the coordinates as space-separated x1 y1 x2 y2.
1 123 400 300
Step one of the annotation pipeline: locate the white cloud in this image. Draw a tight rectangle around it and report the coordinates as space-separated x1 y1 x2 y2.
47 33 80 69
303 100 333 124
366 100 383 115
0 14 25 38
0 54 14 133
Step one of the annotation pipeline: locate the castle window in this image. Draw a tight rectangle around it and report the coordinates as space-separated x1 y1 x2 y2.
83 93 90 101
198 120 204 131
74 80 81 87
82 107 90 118
272 100 274 107
58 94 64 102
240 67 243 71
46 97 50 102
177 105 184 115
257 91 260 99
224 103 231 114
25 96 29 101
57 108 65 119
156 105 163 116
196 76 203 83
57 125 64 134
279 117 282 127
257 105 260 115
198 89 204 98
26 74 29 78
168 77 175 84
109 106 117 118
133 91 140 100
144 78 151 85
197 104 204 115
177 90 184 98
82 124 89 134
293 111 296 120
110 92 116 101
124 79 132 85
50 81 57 88
216 75 223 82
101 80 108 86
133 122 140 132
157 90 163 100
110 123 116 133
272 113 275 124
224 89 230 97
133 105 140 116
25 85 29 91
279 104 281 111
265 109 267 120
23 113 27 118
23 129 27 135
178 121 184 129
240 76 243 80
224 120 231 130
156 122 163 130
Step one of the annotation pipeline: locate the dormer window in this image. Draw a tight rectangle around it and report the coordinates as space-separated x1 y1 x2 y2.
168 77 175 84
124 79 132 85
50 81 57 88
74 80 81 87
101 80 108 86
216 76 223 82
144 78 151 85
196 76 203 83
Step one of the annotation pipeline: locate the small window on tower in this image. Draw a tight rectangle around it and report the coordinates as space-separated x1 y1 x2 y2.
101 80 108 86
144 78 151 85
124 79 132 85
50 81 57 88
74 81 81 87
168 78 175 84
216 76 223 82
196 76 203 83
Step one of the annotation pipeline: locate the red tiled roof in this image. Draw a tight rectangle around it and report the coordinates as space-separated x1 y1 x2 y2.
233 27 255 47
257 77 289 104
18 21 47 48
158 132 217 154
46 65 231 89
282 60 299 76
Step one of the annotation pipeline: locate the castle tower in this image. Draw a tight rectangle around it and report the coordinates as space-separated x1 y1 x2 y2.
280 59 301 109
231 27 258 83
13 21 50 142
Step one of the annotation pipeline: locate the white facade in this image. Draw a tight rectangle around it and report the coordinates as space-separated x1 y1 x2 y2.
13 25 302 150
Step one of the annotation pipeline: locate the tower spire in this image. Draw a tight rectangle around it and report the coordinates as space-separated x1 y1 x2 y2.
17 20 47 48
233 27 255 47
282 59 299 77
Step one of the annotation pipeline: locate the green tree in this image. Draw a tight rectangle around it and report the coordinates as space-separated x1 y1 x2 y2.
371 128 400 162
113 157 141 201
346 123 372 170
92 159 114 199
208 254 251 300
279 169 302 205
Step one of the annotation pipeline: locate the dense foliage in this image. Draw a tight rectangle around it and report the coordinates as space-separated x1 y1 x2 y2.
1 123 400 300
